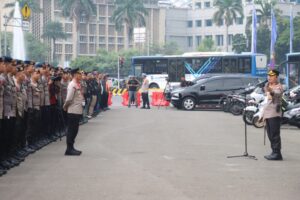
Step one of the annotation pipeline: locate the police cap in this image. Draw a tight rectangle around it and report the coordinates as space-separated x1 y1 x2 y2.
267 69 280 76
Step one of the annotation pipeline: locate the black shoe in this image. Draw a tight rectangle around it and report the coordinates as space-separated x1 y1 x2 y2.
0 169 7 176
146 107 150 109
264 152 283 160
140 107 146 109
72 148 82 155
24 147 36 154
65 149 81 156
0 160 13 169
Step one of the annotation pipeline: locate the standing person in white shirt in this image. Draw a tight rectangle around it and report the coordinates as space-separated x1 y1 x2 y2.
63 68 84 156
141 73 150 109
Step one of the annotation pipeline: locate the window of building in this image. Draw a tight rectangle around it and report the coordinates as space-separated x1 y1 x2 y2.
108 25 115 35
79 36 87 42
108 37 115 44
216 35 224 46
204 1 211 8
195 2 201 9
99 37 106 43
196 20 202 27
217 19 223 26
89 36 95 43
187 20 193 28
99 25 106 35
228 34 233 45
65 44 73 54
196 36 202 46
55 44 63 53
187 36 193 47
205 35 212 40
108 6 114 16
236 17 243 25
99 17 106 24
99 5 106 16
79 24 87 34
118 37 123 44
205 19 212 27
89 24 96 35
65 23 72 33
79 44 87 54
65 54 73 62
89 44 96 54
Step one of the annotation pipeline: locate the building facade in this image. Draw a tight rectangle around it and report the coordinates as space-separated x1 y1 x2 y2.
165 0 300 52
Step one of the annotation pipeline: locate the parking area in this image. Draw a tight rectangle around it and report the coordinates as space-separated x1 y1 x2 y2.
0 105 300 200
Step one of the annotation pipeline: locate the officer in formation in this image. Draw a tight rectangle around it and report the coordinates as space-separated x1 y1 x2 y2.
0 57 111 176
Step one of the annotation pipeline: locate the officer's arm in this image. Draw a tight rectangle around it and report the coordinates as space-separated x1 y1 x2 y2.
63 84 75 111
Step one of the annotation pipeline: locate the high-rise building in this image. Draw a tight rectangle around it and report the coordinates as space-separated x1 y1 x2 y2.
164 0 300 52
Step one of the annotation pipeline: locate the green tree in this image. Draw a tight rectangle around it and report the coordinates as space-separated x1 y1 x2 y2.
197 38 217 52
58 0 96 56
232 34 247 53
213 0 244 52
276 16 300 64
42 21 68 62
58 0 96 22
111 0 148 49
4 0 41 19
256 24 271 57
149 42 182 55
70 56 97 71
0 32 12 56
25 33 49 62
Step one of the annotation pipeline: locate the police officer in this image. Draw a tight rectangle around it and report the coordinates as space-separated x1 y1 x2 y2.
63 68 84 156
0 57 7 176
263 69 284 160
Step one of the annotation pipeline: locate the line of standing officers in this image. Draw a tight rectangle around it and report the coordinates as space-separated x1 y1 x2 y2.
0 57 111 176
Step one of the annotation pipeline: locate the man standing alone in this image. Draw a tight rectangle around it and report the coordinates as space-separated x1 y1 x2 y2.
63 68 84 156
141 73 150 109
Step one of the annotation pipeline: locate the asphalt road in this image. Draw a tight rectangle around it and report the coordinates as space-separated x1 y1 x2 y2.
0 98 300 200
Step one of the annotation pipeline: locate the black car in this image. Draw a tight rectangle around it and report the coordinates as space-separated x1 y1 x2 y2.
171 75 262 110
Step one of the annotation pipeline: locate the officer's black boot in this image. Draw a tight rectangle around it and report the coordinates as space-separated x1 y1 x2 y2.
65 144 81 156
71 144 82 155
264 149 283 160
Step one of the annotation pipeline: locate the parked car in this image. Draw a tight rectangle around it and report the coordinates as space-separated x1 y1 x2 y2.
170 75 263 110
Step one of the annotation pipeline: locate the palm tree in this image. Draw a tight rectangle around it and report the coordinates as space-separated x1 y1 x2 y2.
57 0 96 25
4 0 41 19
57 0 96 56
213 0 244 52
42 21 68 62
111 0 148 49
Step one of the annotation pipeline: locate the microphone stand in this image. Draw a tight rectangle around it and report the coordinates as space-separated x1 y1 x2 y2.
227 89 257 160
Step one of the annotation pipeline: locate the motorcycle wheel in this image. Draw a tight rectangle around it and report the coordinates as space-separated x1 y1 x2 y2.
222 100 230 112
242 111 255 125
230 103 244 116
252 116 264 128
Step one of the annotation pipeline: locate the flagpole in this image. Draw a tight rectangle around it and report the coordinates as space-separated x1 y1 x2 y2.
290 4 293 54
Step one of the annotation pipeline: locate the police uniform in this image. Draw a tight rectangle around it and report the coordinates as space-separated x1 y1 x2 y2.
0 58 7 175
63 68 84 156
263 69 284 160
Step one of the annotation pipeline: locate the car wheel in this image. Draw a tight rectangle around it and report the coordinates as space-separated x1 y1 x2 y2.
149 83 159 89
182 97 195 111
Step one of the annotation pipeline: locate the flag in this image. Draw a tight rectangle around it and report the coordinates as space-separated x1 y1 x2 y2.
290 5 293 53
269 9 277 69
251 5 257 54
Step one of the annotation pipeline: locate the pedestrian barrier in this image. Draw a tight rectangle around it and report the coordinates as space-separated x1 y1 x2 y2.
108 92 113 106
151 91 170 107
111 88 127 96
122 91 141 106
